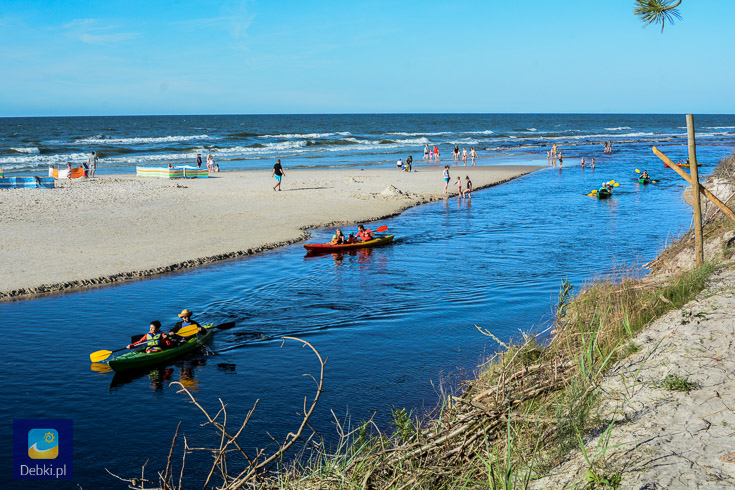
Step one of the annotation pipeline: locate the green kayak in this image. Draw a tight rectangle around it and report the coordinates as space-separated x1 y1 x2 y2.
638 177 651 184
597 188 612 199
107 324 214 372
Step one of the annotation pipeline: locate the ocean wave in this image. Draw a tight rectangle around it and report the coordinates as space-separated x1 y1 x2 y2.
10 147 40 154
464 130 495 135
0 151 90 166
605 127 632 131
449 139 480 145
387 131 452 136
704 126 735 130
260 132 351 139
75 134 211 145
526 128 537 132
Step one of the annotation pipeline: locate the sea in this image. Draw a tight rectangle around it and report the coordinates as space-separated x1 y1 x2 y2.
1 114 735 488
2 113 735 175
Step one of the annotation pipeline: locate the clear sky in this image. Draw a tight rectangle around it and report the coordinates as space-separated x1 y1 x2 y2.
2 0 734 116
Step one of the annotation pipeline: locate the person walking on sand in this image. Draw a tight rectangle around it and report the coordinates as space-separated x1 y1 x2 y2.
88 151 98 177
272 158 285 191
424 144 429 160
463 176 472 199
462 147 468 165
442 165 450 194
196 153 202 168
470 147 477 166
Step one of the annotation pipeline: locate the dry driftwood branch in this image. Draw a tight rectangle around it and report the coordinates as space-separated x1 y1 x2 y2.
225 336 326 489
163 421 181 488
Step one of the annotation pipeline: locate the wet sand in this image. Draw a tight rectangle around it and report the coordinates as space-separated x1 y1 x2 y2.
0 165 541 300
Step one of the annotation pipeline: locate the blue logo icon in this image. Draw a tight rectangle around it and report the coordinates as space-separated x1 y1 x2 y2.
13 419 73 479
28 428 59 459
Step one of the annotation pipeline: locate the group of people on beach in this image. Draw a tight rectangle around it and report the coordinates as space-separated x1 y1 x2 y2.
579 157 596 168
424 144 440 161
396 155 413 172
547 144 564 167
452 145 477 165
195 153 219 172
442 165 472 198
330 224 375 245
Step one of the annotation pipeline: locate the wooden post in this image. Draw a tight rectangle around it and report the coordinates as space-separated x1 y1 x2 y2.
653 146 735 223
686 114 704 266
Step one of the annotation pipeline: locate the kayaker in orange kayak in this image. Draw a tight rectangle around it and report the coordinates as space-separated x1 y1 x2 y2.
356 225 374 242
128 321 168 353
331 229 346 245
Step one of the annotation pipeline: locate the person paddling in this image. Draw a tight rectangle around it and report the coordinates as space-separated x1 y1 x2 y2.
356 225 374 242
641 170 650 180
128 321 167 353
169 309 203 345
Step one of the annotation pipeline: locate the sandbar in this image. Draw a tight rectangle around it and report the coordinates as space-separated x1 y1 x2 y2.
0 165 541 300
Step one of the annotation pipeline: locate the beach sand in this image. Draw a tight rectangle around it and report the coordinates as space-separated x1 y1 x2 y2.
0 165 541 300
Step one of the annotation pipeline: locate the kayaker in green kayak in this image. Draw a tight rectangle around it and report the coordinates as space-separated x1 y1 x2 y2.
640 170 650 180
128 321 168 353
169 309 203 346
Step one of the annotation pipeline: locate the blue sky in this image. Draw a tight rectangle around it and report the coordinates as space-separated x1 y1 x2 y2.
1 0 734 116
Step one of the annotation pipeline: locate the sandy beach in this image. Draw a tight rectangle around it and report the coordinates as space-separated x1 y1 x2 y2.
0 165 541 300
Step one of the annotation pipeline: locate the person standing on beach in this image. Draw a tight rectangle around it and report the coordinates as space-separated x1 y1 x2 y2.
424 144 429 160
456 176 462 196
206 154 215 172
88 151 98 177
462 147 468 165
470 148 477 166
453 145 459 161
464 176 472 199
406 155 412 172
196 153 202 168
272 158 285 191
433 145 440 161
442 165 450 194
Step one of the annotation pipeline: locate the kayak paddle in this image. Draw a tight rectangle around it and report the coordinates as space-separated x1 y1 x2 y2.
635 169 640 173
375 225 388 232
90 324 202 363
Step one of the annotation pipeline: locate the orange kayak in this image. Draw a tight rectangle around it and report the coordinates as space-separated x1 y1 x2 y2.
303 235 394 252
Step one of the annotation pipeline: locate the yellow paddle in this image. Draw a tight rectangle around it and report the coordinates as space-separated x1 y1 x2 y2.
635 169 640 173
588 189 598 196
89 324 201 363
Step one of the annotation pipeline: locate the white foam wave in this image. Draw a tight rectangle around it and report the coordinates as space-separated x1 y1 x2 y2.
260 132 351 139
387 131 452 136
449 139 480 145
10 147 41 154
704 126 735 130
526 128 537 132
75 134 211 145
392 137 430 145
605 127 632 131
464 130 494 135
0 152 89 166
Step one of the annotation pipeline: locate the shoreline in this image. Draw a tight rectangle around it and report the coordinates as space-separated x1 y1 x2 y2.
0 165 542 302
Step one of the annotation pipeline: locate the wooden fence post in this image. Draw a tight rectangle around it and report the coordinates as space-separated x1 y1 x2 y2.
686 114 704 266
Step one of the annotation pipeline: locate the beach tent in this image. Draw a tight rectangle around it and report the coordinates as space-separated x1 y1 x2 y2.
136 166 209 179
0 176 55 189
49 167 85 179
